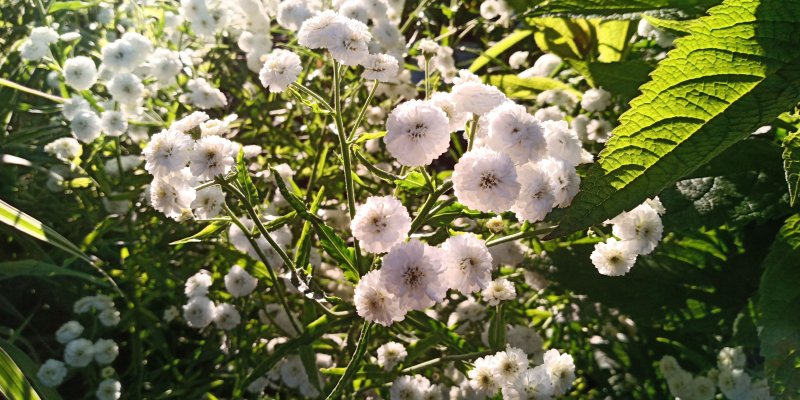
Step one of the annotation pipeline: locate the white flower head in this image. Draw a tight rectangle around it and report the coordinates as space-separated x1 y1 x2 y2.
354 269 406 326
441 233 493 294
537 157 580 208
170 111 209 134
100 110 128 137
506 325 544 358
37 359 67 387
453 147 521 213
481 277 516 306
391 375 430 400
107 72 144 105
361 53 399 82
62 97 90 121
101 39 137 72
214 303 241 330
717 346 746 371
189 135 236 180
351 195 411 254
44 137 82 162
183 296 216 328
192 185 226 219
429 91 469 133
150 172 197 220
486 101 547 163
502 365 555 400
185 78 227 109
512 162 555 223
468 355 501 396
380 239 446 310
587 118 613 143
384 100 450 167
93 339 119 365
98 308 121 327
143 130 194 177
185 269 213 297
377 341 408 371
608 203 664 255
493 346 529 384
328 17 372 66
298 10 347 49
590 238 637 276
543 349 576 396
451 81 507 115
542 120 583 166
339 0 370 24
71 111 102 143
64 338 95 367
148 48 182 87
224 265 258 297
259 49 302 93
277 0 314 31
56 320 84 343
537 89 578 110
534 105 566 122
581 87 612 112
522 53 561 78
96 379 122 400
63 56 97 90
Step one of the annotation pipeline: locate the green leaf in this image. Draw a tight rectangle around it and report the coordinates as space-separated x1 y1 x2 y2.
549 0 800 238
394 171 431 194
569 59 654 99
487 74 582 98
169 221 230 245
0 260 107 286
48 1 98 13
524 0 721 18
782 131 800 206
299 345 321 390
0 346 42 400
236 149 259 206
0 199 93 264
352 131 386 144
530 18 594 60
759 214 800 397
469 29 533 73
0 339 62 400
595 20 636 62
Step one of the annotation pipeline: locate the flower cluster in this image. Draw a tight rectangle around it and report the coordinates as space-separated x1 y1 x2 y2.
590 198 665 276
182 267 257 330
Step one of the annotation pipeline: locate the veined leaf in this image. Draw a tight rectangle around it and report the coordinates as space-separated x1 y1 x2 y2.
488 75 582 97
569 60 655 99
531 18 594 60
759 214 800 397
549 0 800 238
594 20 635 62
782 131 800 206
170 221 229 245
469 29 533 73
524 0 722 18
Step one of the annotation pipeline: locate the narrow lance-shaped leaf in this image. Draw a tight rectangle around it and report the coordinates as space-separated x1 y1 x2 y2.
549 0 800 238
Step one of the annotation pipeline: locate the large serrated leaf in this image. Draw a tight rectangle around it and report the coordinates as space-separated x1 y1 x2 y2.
549 0 800 238
782 131 800 206
523 0 721 18
758 214 800 397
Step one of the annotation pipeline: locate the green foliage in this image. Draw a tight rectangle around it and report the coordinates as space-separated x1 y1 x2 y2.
759 214 800 398
469 29 533 73
0 345 42 400
782 131 800 206
568 60 654 99
523 0 722 18
550 0 800 238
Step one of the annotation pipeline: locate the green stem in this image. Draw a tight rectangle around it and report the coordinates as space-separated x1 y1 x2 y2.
291 82 334 113
485 225 557 247
222 202 301 334
424 58 431 99
325 321 373 400
0 77 65 103
401 350 494 373
347 80 380 142
466 114 480 152
409 180 454 233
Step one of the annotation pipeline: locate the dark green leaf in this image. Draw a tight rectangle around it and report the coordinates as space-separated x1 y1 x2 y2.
782 131 800 206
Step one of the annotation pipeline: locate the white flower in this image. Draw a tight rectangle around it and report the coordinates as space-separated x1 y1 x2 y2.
718 368 751 399
590 238 637 276
354 269 406 326
37 359 67 387
62 97 90 121
452 147 520 213
121 31 153 62
381 239 446 310
185 78 227 109
189 135 236 180
170 111 209 134
542 120 583 167
101 39 138 72
280 355 308 388
148 48 182 87
485 102 546 163
534 105 566 122
100 111 128 137
339 0 370 24
512 163 555 223
93 339 119 365
228 217 292 265
581 87 612 112
493 346 529 385
20 39 51 61
506 325 544 358
107 72 144 105
537 89 578 109
508 51 529 69
328 17 372 66
150 172 197 220
718 346 746 371
520 53 561 78
298 10 346 49
44 137 82 162
185 270 213 297
214 303 241 330
351 195 411 254
608 203 664 255
451 81 507 115
441 233 493 295
377 341 407 371
224 265 258 297
71 111 102 143
361 53 399 81
468 355 501 396
74 295 114 313
384 100 450 167
95 379 122 400
56 320 84 344
277 0 313 31
391 375 428 400
537 157 580 208
543 349 576 396
63 56 97 90
183 296 216 328
98 308 121 327
691 376 717 400
448 297 486 326
502 365 554 400
481 277 516 306
143 130 194 177
259 49 302 93
429 92 469 133
372 18 404 50
163 306 180 322
586 118 613 143
64 338 95 367
192 185 225 219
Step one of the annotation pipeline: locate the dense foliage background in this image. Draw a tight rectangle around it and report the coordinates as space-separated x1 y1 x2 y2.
1 0 799 399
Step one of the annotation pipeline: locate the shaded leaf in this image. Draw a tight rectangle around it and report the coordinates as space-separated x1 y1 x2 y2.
782 131 800 206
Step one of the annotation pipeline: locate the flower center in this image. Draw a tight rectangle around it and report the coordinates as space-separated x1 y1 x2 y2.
402 265 424 287
480 172 498 190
